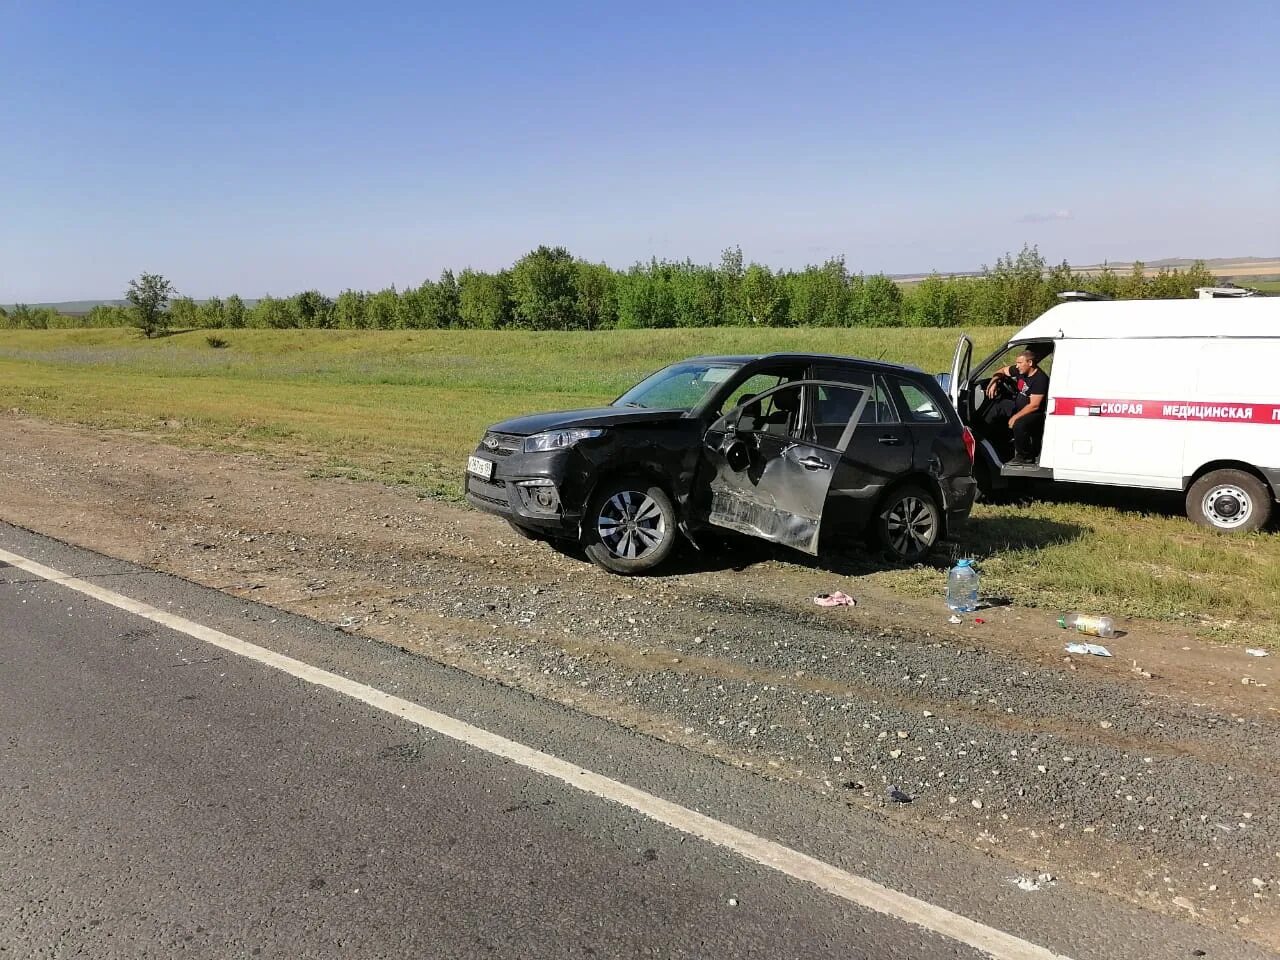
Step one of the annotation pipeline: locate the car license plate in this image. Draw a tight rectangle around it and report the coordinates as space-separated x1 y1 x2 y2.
467 455 494 480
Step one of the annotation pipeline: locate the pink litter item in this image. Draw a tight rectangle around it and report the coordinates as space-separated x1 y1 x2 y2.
814 591 857 607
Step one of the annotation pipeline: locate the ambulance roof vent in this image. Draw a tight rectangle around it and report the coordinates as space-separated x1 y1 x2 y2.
1057 290 1114 302
1196 285 1259 299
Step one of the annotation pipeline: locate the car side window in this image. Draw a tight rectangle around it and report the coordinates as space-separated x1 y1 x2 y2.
811 365 903 427
890 377 945 423
815 383 864 425
719 372 787 416
738 383 806 440
808 383 872 448
864 376 899 425
811 365 872 421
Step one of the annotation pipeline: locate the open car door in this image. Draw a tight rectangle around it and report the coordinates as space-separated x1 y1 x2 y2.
701 379 868 555
947 335 972 413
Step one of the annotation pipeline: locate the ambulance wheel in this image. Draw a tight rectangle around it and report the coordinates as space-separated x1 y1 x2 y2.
1187 469 1272 533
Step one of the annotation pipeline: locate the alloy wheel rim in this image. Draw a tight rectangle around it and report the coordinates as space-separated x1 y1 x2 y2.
886 496 936 557
1203 485 1252 529
597 491 666 559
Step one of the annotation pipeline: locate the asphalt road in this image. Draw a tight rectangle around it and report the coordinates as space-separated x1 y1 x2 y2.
0 523 1271 960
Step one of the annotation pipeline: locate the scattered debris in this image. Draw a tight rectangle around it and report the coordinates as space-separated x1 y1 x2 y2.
1245 648 1270 657
974 617 986 624
1007 873 1056 892
1129 660 1153 679
948 614 963 624
813 591 857 607
1065 642 1112 658
887 785 913 804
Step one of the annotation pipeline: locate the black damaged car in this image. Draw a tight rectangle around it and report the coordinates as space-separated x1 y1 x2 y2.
465 353 977 574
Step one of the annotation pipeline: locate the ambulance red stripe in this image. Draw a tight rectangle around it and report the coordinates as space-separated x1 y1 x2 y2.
1051 397 1280 424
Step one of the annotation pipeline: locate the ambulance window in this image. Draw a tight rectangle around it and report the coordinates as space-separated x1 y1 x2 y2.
985 343 1053 376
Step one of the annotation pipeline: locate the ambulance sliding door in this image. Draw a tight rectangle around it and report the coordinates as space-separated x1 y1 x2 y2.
1046 339 1189 489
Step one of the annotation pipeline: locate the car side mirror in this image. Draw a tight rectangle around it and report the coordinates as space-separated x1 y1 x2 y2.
719 435 752 472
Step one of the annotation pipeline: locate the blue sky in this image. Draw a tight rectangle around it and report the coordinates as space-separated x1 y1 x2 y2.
2 0 1278 301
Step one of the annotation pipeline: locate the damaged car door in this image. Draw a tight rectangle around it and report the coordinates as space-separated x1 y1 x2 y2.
701 380 869 554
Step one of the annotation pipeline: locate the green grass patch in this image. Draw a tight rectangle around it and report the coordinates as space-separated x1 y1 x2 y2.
1 326 1276 643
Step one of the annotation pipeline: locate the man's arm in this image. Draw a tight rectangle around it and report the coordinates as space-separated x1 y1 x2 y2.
1008 392 1045 426
985 364 1017 398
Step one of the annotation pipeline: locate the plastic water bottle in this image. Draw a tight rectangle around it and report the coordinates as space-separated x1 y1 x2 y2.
946 559 980 613
1058 612 1116 639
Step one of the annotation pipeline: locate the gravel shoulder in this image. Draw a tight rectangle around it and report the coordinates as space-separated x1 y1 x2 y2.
2 414 1277 948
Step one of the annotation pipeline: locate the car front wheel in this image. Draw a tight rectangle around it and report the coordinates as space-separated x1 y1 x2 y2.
873 484 941 562
583 479 678 575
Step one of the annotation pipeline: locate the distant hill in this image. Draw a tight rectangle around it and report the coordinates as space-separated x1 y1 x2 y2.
2 298 258 317
0 299 129 316
892 256 1280 283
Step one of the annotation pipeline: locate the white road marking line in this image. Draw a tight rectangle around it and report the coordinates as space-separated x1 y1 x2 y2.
0 545 1071 960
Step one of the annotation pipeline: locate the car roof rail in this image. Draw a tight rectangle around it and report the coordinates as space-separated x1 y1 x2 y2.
1057 290 1114 302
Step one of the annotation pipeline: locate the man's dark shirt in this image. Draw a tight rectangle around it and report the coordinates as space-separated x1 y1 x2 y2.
1013 367 1049 412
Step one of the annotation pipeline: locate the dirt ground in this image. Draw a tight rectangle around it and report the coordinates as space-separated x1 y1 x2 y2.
2 415 1277 947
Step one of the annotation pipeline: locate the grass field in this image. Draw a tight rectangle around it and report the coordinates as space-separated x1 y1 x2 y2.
1 326 1276 644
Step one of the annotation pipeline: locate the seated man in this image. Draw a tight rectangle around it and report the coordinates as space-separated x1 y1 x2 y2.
983 350 1049 465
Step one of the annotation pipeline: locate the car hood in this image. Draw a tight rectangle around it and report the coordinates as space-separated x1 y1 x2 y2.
488 406 687 436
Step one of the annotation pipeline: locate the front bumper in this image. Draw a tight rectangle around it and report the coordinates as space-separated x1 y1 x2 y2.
463 445 586 534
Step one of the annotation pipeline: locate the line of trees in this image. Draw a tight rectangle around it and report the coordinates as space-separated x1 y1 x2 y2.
1 245 1224 333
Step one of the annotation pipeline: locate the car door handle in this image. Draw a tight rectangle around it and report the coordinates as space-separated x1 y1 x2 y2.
797 456 830 471
877 435 904 446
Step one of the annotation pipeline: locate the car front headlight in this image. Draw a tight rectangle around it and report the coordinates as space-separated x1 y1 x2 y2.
522 428 604 453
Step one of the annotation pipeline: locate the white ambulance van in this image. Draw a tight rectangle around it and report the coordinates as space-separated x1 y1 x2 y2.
944 292 1280 532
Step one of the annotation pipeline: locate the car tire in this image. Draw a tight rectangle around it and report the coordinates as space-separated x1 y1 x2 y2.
583 478 679 575
1186 469 1272 533
872 484 942 562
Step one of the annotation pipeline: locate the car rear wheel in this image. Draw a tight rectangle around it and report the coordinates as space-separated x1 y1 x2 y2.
1187 469 1272 533
583 479 678 575
872 484 941 562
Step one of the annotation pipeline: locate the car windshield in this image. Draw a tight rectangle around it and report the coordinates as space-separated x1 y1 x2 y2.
613 361 745 411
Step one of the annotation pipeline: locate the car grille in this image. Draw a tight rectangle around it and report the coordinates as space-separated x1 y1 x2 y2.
466 474 509 506
479 432 523 457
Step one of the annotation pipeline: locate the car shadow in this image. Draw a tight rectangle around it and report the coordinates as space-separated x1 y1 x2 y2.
656 514 1087 578
1008 479 1187 519
662 534 780 575
953 514 1087 560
